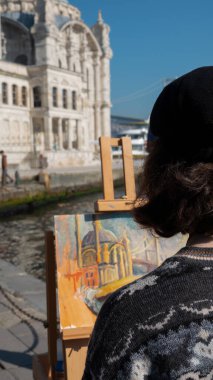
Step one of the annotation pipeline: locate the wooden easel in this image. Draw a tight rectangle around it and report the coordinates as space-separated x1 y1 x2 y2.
95 136 136 212
33 136 136 380
45 231 58 379
32 231 59 380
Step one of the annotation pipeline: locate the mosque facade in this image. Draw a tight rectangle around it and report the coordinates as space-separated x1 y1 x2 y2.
0 0 112 168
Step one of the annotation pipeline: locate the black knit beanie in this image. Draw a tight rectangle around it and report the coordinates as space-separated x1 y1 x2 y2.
149 67 213 161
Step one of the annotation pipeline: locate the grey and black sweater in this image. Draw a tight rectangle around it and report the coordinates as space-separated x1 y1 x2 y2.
82 247 213 380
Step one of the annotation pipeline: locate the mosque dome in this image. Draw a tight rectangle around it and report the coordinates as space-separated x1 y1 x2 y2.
82 228 117 248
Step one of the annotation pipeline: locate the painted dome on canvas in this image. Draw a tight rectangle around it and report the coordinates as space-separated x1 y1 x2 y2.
82 224 117 248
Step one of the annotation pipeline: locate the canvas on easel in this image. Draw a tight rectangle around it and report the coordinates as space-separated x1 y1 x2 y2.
54 212 186 324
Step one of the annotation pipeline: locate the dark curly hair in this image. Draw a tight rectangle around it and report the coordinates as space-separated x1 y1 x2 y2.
134 139 213 238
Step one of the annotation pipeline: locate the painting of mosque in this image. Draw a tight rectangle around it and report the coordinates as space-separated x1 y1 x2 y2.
54 213 187 325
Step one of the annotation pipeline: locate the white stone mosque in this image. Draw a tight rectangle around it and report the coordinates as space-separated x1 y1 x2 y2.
0 0 112 168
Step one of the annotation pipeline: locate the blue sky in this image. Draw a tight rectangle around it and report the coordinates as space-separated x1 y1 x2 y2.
70 0 213 119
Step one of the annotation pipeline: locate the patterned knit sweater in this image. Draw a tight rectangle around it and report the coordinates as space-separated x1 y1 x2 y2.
82 247 213 380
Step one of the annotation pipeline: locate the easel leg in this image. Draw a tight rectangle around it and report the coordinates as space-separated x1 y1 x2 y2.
63 339 90 380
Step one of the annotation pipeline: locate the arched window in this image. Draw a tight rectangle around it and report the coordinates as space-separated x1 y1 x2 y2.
52 87 58 107
73 63 76 72
2 83 8 104
15 55 28 65
22 86 27 106
72 90 77 110
12 84 18 105
58 59 62 68
62 89 68 109
33 86 42 108
2 17 35 65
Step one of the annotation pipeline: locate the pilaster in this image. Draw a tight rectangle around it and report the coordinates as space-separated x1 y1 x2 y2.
58 118 63 150
68 119 73 150
44 116 53 150
77 119 83 150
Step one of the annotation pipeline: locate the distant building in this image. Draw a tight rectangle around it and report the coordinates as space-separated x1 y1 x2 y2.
111 115 149 157
0 0 112 168
111 115 148 136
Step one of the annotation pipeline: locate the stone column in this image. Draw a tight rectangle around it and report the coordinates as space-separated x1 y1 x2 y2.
68 119 73 150
31 117 36 154
89 109 95 143
58 118 63 150
44 116 53 150
77 119 83 150
83 120 89 150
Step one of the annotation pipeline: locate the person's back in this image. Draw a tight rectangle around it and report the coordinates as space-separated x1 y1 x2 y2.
82 67 213 379
83 247 213 379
